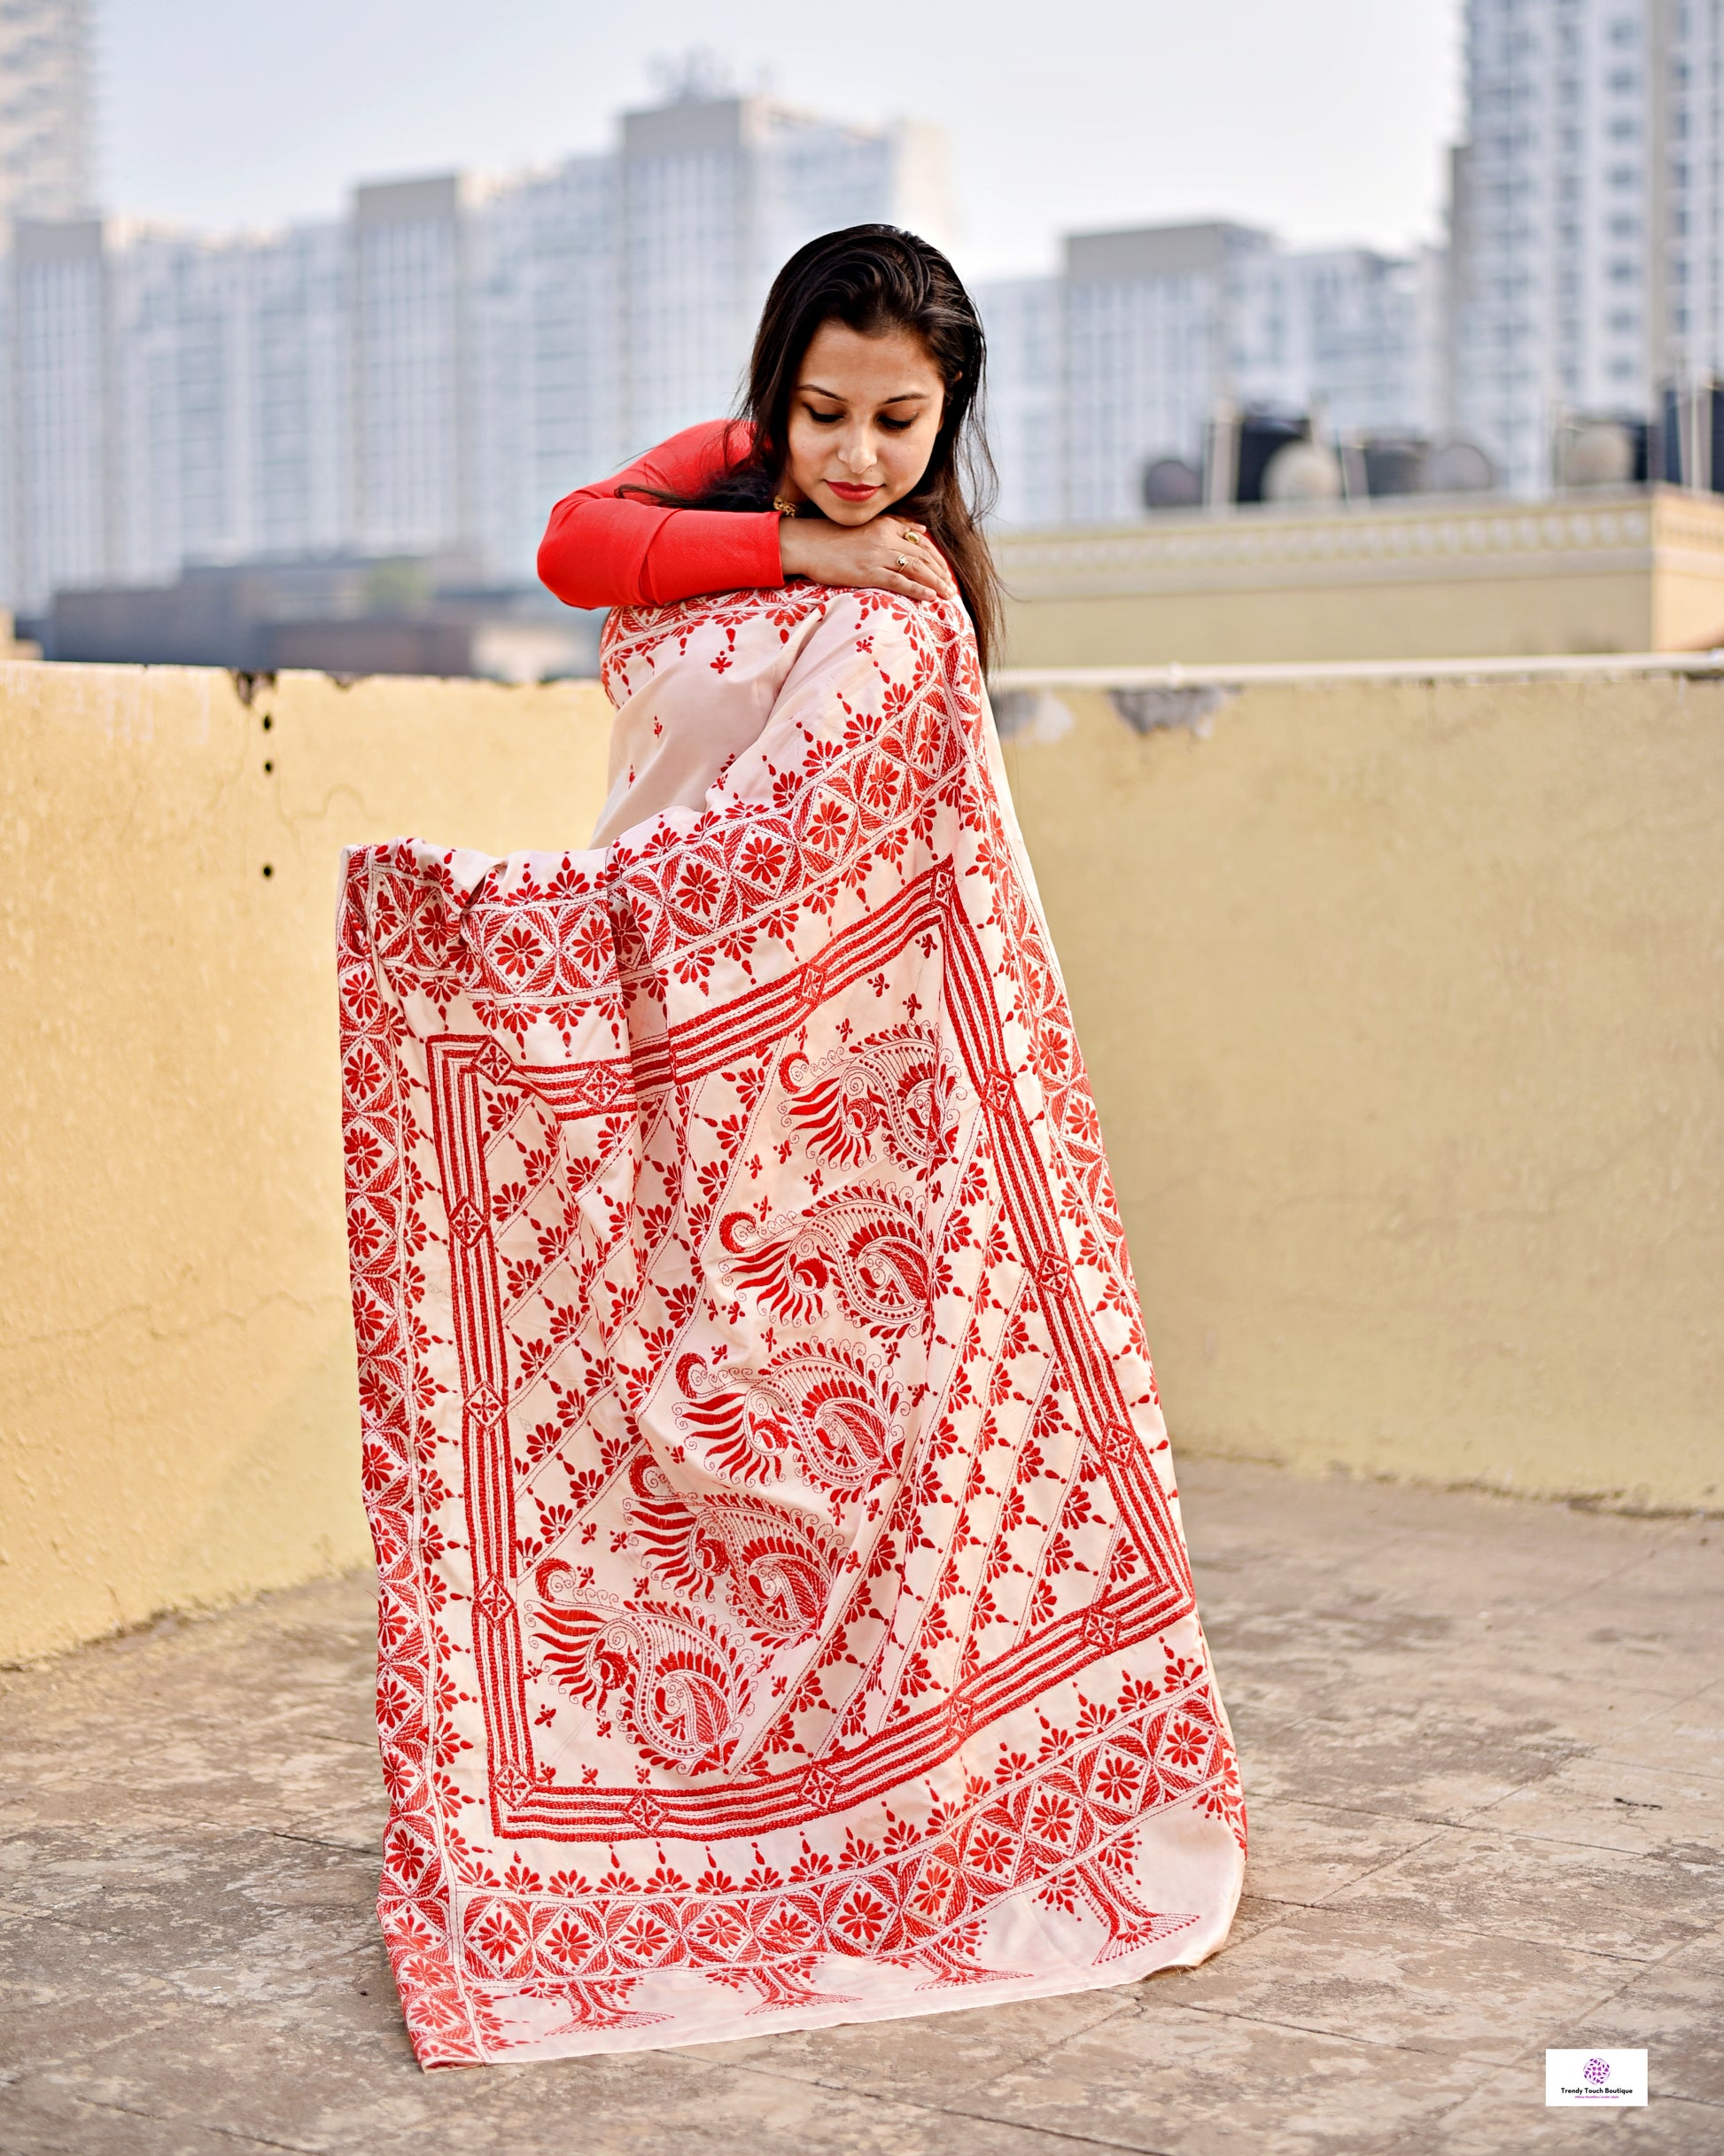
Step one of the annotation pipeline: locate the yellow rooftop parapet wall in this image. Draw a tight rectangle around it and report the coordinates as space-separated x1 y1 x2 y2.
996 486 1724 666
997 657 1722 1516
0 664 616 1662
1 653 1719 1662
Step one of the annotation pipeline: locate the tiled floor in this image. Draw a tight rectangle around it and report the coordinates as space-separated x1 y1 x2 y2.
3 1458 1719 2154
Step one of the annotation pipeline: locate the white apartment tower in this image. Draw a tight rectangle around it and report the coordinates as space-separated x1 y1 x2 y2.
1658 0 1724 424
108 221 351 586
1234 247 1442 435
1061 224 1276 525
0 91 953 609
1454 0 1724 491
1455 0 1653 490
975 276 1062 526
353 176 473 557
8 218 106 608
471 153 619 588
981 227 1441 527
619 96 953 454
0 0 94 223
2 0 99 606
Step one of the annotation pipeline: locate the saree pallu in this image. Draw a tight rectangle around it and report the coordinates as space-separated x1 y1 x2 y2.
338 584 1245 2066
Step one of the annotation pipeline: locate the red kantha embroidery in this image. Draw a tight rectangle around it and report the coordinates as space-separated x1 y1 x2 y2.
340 584 1245 2066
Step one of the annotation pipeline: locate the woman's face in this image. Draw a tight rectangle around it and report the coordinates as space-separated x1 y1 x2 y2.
781 322 948 524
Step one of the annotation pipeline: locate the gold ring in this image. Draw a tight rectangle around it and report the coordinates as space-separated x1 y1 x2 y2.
896 554 908 569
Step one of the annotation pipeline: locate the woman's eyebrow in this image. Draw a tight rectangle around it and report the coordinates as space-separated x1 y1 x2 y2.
799 384 932 404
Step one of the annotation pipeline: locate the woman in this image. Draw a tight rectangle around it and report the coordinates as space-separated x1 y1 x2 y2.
539 224 998 846
339 225 1243 2071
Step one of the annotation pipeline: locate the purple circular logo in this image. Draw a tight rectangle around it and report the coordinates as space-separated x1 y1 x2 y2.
1583 2057 1611 2085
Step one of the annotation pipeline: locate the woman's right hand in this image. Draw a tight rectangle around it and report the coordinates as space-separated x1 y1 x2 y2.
778 514 959 603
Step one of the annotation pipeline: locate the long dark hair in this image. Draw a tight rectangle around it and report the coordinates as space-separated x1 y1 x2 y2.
636 224 1002 673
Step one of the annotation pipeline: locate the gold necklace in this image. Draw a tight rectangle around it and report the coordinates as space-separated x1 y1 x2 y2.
772 496 798 517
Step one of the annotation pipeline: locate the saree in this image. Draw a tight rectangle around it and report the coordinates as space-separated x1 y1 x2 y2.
338 584 1246 2066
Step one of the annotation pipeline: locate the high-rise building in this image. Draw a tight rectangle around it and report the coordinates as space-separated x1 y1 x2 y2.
0 0 94 224
1450 0 1724 491
2 0 99 608
0 91 951 610
974 276 1062 527
1235 246 1441 436
471 154 620 587
1651 0 1724 477
105 220 352 587
618 97 953 454
353 175 477 557
1453 0 1651 490
1062 223 1276 524
247 222 353 561
7 218 107 609
981 226 1441 527
1663 4 1721 382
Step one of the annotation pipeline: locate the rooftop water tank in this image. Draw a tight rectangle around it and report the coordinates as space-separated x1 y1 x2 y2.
1262 438 1344 505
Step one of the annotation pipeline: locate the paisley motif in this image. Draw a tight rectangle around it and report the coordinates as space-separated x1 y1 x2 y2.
623 1454 844 1641
673 1341 905 1494
779 1024 959 1174
718 1181 935 1335
533 1558 757 1774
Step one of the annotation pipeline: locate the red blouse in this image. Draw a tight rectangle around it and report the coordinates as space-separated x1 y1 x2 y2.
536 419 786 611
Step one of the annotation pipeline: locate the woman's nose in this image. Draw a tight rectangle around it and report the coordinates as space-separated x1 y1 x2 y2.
841 432 878 474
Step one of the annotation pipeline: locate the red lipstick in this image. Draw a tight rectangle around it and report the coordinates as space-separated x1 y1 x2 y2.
827 480 881 502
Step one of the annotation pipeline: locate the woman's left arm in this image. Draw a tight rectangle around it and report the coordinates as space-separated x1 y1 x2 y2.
537 422 787 611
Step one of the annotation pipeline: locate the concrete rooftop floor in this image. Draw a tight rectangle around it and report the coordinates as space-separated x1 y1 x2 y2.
1 1457 1720 2156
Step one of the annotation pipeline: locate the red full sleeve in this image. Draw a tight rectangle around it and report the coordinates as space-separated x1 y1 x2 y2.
536 419 787 611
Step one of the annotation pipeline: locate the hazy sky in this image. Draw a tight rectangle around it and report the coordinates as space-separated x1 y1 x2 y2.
104 1 1463 279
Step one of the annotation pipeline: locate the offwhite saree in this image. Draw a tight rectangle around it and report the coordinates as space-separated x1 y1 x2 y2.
338 584 1245 2066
